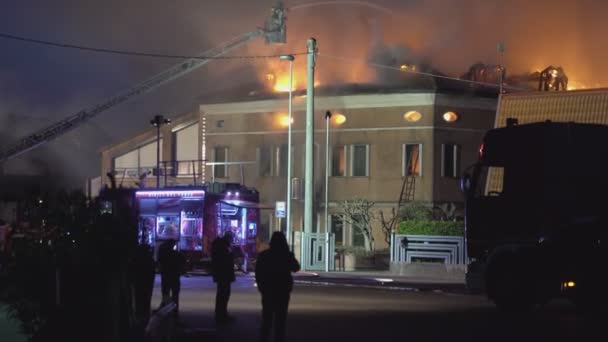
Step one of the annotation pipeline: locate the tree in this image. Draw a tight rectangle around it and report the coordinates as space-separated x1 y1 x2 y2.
378 207 398 246
338 199 376 251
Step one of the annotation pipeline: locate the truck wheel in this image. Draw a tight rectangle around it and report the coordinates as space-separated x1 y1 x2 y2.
485 255 534 312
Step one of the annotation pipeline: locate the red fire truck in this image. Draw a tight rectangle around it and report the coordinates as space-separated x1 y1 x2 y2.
101 183 263 271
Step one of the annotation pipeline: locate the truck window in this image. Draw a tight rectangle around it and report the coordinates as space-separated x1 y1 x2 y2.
474 166 504 197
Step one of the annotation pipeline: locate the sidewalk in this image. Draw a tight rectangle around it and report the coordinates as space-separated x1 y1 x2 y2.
292 270 467 294
189 268 467 294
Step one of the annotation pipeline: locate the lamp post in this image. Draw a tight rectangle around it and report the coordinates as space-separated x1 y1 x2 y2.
150 115 171 188
324 110 331 272
280 54 295 246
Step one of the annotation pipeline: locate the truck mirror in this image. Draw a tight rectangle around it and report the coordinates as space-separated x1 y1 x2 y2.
461 174 472 193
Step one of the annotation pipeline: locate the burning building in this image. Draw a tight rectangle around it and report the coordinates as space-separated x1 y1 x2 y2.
100 79 498 256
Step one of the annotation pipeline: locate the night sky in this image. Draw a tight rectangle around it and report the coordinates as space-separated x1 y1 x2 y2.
1 0 607 187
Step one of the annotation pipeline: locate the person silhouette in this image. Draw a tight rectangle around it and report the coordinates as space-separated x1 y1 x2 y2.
211 231 236 324
255 231 301 342
157 239 184 315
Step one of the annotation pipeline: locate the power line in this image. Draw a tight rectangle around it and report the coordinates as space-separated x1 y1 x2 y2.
318 53 529 91
0 32 307 60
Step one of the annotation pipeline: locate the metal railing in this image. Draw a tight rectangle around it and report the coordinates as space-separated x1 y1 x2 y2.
390 233 467 265
112 159 256 187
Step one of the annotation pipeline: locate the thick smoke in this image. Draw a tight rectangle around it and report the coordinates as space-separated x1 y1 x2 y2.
1 0 607 186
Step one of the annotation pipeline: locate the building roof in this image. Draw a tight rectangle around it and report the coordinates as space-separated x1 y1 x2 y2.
198 78 501 104
497 88 608 127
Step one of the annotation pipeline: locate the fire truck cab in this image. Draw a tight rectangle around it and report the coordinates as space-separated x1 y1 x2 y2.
461 120 606 312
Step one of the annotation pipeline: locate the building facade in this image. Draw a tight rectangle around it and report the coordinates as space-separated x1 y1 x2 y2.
101 88 497 250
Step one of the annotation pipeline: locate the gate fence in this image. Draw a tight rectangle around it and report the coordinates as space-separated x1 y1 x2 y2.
390 234 467 265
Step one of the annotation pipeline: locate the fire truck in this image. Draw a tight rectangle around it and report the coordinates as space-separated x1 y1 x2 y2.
461 119 606 312
99 182 262 271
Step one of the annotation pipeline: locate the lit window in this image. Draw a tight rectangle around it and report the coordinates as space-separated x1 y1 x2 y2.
441 144 460 178
332 145 346 176
404 111 422 122
443 111 458 122
403 144 422 176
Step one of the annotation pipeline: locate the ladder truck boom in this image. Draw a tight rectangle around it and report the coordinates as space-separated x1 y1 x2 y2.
0 2 287 163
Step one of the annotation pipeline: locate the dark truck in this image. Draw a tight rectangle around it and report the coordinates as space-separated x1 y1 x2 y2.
461 120 606 312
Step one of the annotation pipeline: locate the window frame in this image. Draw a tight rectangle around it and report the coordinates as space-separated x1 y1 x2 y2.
441 143 460 178
350 214 366 247
256 145 272 177
173 123 199 177
349 144 370 177
402 143 423 177
113 139 162 176
329 214 345 246
331 145 347 177
213 146 229 179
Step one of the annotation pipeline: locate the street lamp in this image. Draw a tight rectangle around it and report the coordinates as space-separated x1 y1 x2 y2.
150 114 171 188
279 54 294 246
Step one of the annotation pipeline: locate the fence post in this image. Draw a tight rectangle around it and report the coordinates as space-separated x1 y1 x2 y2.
390 232 394 263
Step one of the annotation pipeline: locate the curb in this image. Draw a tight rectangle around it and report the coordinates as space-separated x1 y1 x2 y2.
293 278 466 294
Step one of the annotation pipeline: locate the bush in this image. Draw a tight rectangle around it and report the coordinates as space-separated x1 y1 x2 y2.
397 220 464 236
399 202 433 221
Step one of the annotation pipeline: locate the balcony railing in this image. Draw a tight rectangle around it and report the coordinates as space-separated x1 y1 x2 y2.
112 159 256 187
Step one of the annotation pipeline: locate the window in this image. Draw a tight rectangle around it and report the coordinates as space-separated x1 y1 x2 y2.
403 144 422 176
330 214 344 246
174 123 199 176
350 144 369 177
351 215 365 247
214 146 228 178
276 144 288 177
113 140 162 176
474 166 505 198
441 144 460 178
257 146 272 177
332 145 346 176
139 141 161 168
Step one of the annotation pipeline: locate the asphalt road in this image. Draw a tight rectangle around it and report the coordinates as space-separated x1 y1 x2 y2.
152 275 600 342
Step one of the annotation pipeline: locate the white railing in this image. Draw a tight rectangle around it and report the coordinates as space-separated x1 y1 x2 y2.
390 233 467 265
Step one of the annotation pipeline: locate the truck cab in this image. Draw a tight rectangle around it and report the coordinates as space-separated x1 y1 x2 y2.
462 120 606 311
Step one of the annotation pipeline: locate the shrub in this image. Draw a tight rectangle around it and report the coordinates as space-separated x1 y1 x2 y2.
398 202 433 221
397 220 464 236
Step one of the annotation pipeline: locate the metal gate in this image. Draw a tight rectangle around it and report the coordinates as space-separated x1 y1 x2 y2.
300 232 335 271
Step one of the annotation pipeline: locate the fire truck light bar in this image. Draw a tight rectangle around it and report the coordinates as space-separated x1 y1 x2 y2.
135 190 205 198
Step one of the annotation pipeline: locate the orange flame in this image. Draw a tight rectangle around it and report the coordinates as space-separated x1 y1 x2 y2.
273 73 297 92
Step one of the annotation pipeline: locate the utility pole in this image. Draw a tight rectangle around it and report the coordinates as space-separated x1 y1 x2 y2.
150 115 171 188
498 41 505 94
304 38 317 236
279 54 295 248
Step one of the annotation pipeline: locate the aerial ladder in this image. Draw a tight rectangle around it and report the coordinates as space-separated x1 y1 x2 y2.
0 2 287 163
